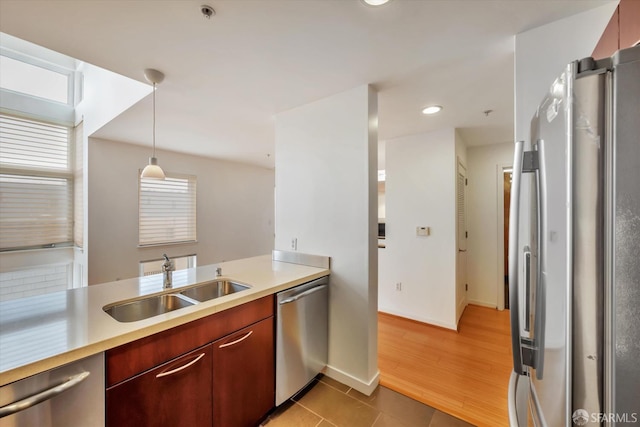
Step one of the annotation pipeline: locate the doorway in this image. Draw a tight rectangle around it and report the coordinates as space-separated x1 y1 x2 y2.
456 159 468 321
502 169 512 309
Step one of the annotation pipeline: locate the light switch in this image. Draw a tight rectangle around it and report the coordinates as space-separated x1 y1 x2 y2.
416 226 430 236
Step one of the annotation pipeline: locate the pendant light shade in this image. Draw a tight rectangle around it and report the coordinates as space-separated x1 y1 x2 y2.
141 68 166 179
141 157 165 179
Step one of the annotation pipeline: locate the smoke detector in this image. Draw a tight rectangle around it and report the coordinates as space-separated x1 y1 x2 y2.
201 5 215 19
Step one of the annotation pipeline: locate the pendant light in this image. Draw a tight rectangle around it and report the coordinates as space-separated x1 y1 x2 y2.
141 68 166 179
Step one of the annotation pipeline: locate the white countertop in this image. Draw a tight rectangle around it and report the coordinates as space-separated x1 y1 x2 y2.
0 254 329 386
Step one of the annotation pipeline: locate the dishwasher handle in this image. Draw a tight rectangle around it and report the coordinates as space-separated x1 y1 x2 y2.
0 371 90 418
279 284 327 305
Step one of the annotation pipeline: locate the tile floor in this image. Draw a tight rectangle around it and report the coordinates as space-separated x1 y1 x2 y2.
261 375 475 427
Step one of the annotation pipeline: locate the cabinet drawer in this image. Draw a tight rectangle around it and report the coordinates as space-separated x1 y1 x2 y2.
106 295 273 386
106 345 213 427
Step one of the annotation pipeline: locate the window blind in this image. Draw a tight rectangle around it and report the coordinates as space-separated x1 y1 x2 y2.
138 173 197 246
0 115 69 171
0 114 72 251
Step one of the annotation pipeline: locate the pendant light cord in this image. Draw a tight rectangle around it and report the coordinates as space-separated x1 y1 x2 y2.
152 82 157 158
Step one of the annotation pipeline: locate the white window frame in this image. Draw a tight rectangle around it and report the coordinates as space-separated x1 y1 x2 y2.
138 172 197 247
0 47 76 105
0 47 76 125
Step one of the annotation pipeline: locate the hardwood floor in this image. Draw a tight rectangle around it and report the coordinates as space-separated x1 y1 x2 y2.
378 305 512 427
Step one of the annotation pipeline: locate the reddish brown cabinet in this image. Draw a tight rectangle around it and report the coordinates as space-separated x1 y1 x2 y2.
592 0 640 60
213 317 275 427
105 295 275 427
106 345 213 427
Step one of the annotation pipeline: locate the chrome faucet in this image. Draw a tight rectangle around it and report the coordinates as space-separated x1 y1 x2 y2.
216 267 222 277
162 254 175 289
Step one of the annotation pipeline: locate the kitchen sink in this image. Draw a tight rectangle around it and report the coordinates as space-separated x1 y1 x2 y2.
178 280 250 302
103 294 195 323
104 280 250 322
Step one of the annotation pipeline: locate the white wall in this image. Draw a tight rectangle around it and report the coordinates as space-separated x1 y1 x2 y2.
75 62 151 286
76 63 150 136
88 138 274 285
379 128 458 330
466 142 514 308
274 85 379 395
515 2 618 142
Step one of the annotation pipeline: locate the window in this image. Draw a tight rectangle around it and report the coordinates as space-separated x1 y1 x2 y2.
0 37 81 301
0 263 71 300
139 254 197 276
138 173 197 246
0 114 73 251
0 54 70 104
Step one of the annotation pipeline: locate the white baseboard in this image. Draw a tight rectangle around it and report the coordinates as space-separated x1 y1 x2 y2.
456 299 467 324
324 365 380 396
378 308 457 331
468 299 497 309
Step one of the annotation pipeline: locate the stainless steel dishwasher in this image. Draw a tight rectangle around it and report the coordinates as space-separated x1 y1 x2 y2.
275 276 328 406
0 352 104 426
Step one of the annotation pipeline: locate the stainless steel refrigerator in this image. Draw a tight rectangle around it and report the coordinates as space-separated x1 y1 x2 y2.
507 44 640 427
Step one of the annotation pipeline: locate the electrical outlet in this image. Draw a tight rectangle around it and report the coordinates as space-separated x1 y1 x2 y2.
416 226 430 236
291 238 298 251
396 282 402 291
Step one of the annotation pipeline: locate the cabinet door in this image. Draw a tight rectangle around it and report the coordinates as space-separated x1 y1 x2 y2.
213 316 274 427
107 345 212 427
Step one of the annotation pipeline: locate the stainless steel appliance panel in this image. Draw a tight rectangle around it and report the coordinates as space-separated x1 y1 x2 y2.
0 352 104 427
509 44 640 427
275 276 329 406
572 66 606 425
610 46 640 421
509 64 573 427
528 64 572 427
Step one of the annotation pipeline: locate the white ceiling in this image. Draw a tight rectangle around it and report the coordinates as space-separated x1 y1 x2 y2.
0 0 614 169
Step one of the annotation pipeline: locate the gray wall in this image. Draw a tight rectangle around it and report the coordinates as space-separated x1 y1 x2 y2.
88 138 274 285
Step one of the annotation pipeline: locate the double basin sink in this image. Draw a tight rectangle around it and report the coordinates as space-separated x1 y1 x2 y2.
103 280 249 323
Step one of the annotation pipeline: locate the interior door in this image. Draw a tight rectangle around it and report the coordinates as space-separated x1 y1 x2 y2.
456 159 468 321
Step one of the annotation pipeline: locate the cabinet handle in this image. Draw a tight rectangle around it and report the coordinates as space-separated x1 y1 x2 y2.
0 372 89 418
279 284 327 305
156 353 205 378
218 330 253 348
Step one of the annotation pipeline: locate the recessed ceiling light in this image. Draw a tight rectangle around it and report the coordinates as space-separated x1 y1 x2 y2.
422 105 442 115
363 0 391 6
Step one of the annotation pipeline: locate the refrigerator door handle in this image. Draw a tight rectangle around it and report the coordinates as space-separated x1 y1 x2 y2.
509 140 525 375
532 140 545 378
523 247 531 333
